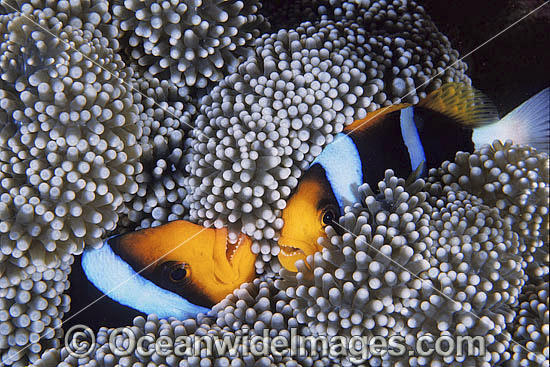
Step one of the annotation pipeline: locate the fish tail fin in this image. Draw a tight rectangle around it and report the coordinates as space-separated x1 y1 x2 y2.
417 82 500 128
472 88 550 153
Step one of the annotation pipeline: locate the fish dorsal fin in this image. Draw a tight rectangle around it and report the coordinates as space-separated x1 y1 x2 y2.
417 82 499 128
344 103 411 134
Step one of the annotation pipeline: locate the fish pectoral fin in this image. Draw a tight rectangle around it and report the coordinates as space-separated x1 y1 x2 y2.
405 160 427 186
417 82 499 128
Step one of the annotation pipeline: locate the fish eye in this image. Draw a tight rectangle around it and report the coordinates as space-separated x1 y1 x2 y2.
322 209 336 226
168 263 189 283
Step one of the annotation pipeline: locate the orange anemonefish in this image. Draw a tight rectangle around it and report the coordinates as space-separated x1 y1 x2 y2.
278 83 550 272
82 220 256 319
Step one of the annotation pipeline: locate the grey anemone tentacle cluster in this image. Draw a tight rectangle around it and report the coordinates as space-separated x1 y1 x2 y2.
0 258 72 366
34 278 332 367
504 282 549 367
111 0 269 89
183 0 470 274
118 70 198 230
279 169 525 366
0 1 142 365
1 0 547 366
32 142 549 367
0 0 114 36
0 4 142 263
427 141 549 282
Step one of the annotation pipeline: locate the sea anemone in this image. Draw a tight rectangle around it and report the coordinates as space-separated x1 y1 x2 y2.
0 9 142 259
505 282 549 367
110 0 268 89
279 169 525 366
427 141 549 282
0 3 141 364
118 70 198 230
0 258 72 366
33 279 332 367
32 142 550 367
0 0 113 38
183 0 470 274
1 1 548 366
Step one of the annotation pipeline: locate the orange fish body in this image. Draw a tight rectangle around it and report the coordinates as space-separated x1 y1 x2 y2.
82 220 256 319
278 83 514 272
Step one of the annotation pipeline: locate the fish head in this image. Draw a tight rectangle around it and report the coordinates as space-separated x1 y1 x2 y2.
278 165 340 272
108 220 256 306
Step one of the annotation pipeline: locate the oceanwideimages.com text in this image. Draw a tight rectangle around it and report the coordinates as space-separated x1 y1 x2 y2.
66 325 487 361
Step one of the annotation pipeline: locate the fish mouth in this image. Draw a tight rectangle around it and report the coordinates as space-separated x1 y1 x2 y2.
210 228 256 302
225 232 248 265
213 228 254 283
279 237 322 257
278 243 306 257
278 237 323 272
105 221 256 305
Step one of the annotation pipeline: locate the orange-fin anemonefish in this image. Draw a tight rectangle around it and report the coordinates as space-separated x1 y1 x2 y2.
82 220 257 319
278 83 550 272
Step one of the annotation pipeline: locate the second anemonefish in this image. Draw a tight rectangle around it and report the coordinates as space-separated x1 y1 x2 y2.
82 220 256 319
278 83 550 272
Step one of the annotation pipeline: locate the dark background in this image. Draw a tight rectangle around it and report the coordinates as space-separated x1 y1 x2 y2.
423 0 549 115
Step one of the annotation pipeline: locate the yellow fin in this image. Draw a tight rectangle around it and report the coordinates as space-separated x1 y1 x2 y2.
417 83 499 127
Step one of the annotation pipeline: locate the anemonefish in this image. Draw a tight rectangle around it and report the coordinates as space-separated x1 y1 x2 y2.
82 220 256 319
278 83 550 272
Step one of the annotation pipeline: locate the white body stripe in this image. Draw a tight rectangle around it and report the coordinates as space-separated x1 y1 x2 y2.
312 133 363 208
82 240 210 319
400 106 426 172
